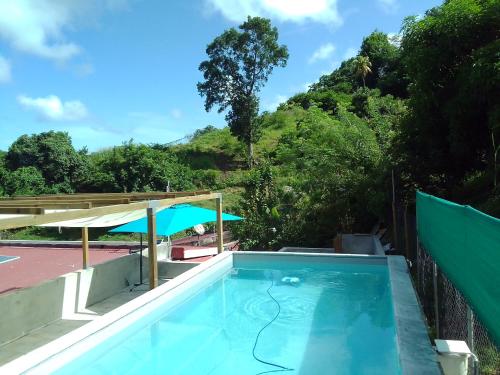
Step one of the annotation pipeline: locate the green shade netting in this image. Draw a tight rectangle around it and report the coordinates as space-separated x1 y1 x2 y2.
417 191 500 347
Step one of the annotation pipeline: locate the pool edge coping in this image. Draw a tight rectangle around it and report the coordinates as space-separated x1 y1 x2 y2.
387 256 442 374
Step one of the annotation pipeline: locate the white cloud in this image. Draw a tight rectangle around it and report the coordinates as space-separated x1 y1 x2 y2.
0 55 11 83
265 94 287 111
205 0 342 26
0 1 81 61
343 47 357 60
377 0 399 14
308 43 335 64
171 109 182 119
18 94 89 122
0 1 129 63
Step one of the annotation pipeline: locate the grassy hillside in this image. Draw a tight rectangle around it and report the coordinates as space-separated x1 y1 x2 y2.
172 107 301 171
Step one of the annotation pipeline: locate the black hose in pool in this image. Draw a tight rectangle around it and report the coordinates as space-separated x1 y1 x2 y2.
252 279 294 375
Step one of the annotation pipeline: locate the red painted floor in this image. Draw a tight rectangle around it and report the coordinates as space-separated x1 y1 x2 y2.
0 247 129 295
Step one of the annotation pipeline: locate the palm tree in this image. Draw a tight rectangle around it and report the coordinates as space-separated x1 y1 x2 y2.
353 55 372 88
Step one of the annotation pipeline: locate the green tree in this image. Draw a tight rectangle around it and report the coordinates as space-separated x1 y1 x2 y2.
5 131 89 193
359 31 407 96
91 141 194 193
352 55 372 88
232 162 285 250
192 125 217 139
4 167 47 196
231 106 388 249
396 0 500 198
285 90 350 114
310 57 358 93
275 107 385 241
197 16 289 167
0 152 8 196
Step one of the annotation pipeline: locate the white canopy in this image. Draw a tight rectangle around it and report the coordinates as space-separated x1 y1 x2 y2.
0 208 165 228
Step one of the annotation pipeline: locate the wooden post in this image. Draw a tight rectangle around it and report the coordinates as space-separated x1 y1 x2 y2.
216 196 223 254
147 207 158 289
82 226 89 269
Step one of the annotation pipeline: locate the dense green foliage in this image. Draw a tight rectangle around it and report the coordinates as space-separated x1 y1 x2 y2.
0 0 497 250
5 131 89 193
234 0 499 248
395 0 500 205
197 16 288 165
0 135 195 196
89 141 195 192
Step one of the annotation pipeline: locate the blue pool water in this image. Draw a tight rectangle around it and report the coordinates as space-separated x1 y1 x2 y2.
0 255 19 264
53 261 401 375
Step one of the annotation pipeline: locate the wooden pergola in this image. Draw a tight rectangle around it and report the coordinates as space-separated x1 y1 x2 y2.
0 190 224 290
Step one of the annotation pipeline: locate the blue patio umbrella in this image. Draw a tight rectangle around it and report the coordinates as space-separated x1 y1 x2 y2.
109 204 243 236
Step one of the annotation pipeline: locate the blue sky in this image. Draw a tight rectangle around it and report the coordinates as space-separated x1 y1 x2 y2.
0 0 441 151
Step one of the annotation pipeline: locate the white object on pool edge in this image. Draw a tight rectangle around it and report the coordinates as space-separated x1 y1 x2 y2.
281 276 301 285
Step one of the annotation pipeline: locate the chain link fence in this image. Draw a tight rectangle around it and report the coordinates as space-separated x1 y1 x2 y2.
416 244 500 374
390 202 499 374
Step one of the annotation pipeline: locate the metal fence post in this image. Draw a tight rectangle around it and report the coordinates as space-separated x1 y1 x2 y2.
391 170 398 250
467 304 477 375
467 306 474 352
404 204 410 260
416 240 421 293
433 261 440 338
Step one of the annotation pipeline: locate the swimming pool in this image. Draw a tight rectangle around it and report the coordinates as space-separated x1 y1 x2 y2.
0 255 19 264
2 252 440 374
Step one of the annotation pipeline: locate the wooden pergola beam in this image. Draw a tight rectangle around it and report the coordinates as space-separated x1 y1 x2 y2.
0 207 45 215
1 198 130 205
0 193 220 230
2 190 211 201
0 202 93 209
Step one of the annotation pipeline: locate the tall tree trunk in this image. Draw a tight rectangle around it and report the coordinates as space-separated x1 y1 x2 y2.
362 76 366 88
248 142 254 169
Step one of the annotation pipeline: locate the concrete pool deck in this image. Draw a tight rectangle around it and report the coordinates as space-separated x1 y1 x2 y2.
0 280 168 365
0 246 130 294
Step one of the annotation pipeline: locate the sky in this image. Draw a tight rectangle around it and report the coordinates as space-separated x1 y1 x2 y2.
0 0 442 151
